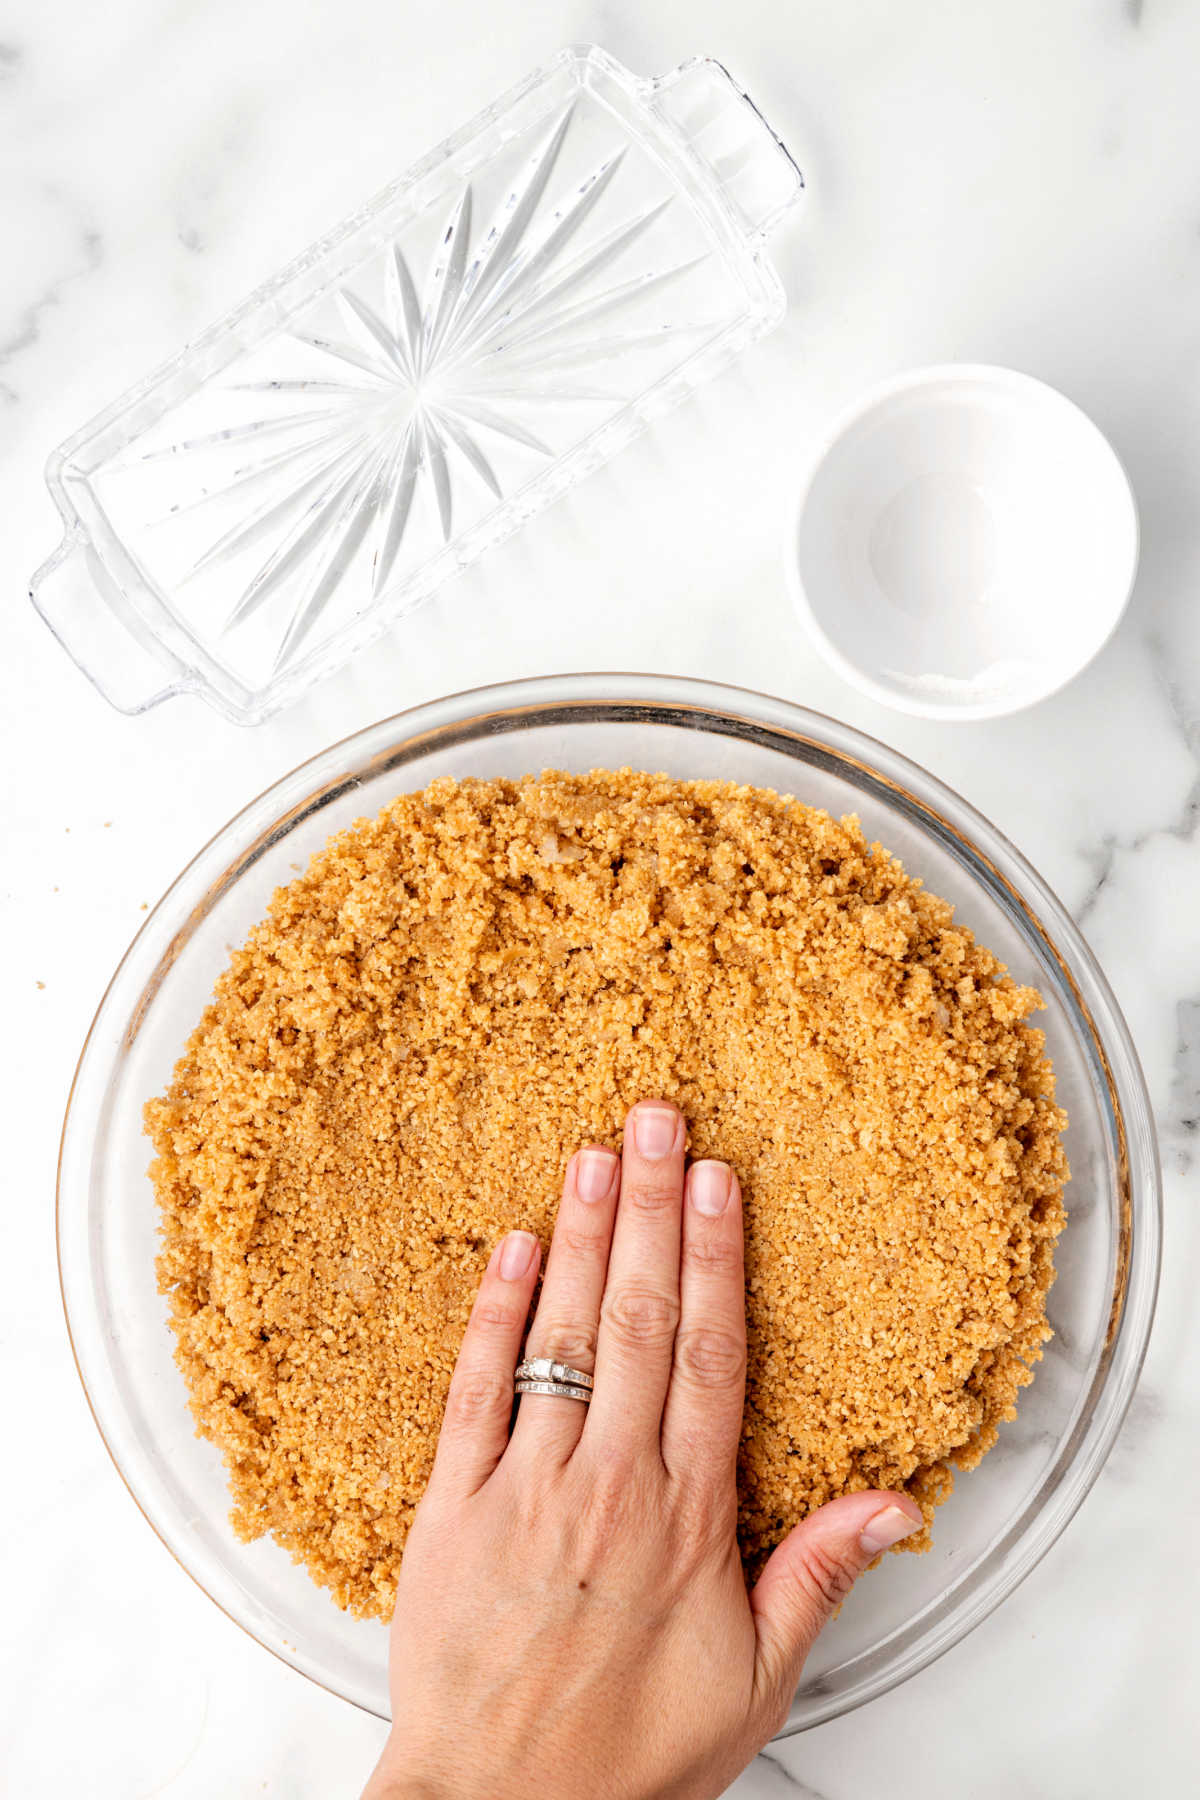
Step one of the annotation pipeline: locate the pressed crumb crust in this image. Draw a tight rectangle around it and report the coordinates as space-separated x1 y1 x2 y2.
146 770 1068 1618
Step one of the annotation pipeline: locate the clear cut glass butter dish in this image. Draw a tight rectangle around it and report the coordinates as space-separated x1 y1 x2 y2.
30 48 802 723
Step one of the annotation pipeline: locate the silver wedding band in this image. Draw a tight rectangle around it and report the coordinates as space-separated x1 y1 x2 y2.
514 1356 593 1405
515 1379 592 1403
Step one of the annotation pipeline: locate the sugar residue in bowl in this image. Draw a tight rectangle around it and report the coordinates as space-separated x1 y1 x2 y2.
881 657 1057 704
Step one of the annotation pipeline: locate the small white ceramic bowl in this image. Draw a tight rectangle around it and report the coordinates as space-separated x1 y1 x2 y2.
786 365 1139 720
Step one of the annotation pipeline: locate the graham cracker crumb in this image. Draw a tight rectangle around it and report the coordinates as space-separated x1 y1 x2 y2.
145 770 1068 1618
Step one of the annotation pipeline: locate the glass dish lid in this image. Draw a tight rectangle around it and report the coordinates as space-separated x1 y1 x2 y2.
30 50 801 724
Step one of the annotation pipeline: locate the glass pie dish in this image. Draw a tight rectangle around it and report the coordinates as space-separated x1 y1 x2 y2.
57 675 1160 1733
30 48 801 724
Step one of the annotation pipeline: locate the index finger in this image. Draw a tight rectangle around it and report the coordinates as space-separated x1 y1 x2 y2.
659 1159 746 1485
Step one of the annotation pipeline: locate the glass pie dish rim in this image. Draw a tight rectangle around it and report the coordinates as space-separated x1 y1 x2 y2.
56 672 1161 1734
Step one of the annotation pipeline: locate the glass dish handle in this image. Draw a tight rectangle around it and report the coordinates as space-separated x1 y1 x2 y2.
649 57 804 242
29 530 181 715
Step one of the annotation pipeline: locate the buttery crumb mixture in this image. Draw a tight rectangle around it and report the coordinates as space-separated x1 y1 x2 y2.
146 770 1068 1617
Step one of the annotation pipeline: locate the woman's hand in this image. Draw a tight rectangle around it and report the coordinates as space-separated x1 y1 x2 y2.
364 1100 921 1800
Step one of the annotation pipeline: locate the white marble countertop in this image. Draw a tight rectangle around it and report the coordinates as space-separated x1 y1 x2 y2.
3 1 1198 1793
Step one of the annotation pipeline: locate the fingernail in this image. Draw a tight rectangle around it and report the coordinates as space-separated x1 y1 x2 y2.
859 1502 923 1554
631 1104 679 1160
574 1148 618 1203
689 1160 732 1216
498 1231 538 1281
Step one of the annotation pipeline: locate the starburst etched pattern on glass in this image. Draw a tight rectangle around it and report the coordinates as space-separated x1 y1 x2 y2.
173 108 706 675
35 50 802 720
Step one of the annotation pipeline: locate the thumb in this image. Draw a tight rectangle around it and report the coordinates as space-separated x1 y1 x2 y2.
750 1490 924 1703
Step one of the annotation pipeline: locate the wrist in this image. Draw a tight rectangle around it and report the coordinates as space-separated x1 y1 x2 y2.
363 1738 467 1800
362 1756 444 1800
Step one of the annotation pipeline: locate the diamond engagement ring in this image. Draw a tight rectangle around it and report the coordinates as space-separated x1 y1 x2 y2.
514 1356 593 1404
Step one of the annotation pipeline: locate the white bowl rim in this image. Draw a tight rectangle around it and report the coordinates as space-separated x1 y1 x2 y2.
784 362 1141 721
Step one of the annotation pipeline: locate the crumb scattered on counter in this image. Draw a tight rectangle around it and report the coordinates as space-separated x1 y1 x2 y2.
147 770 1068 1619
